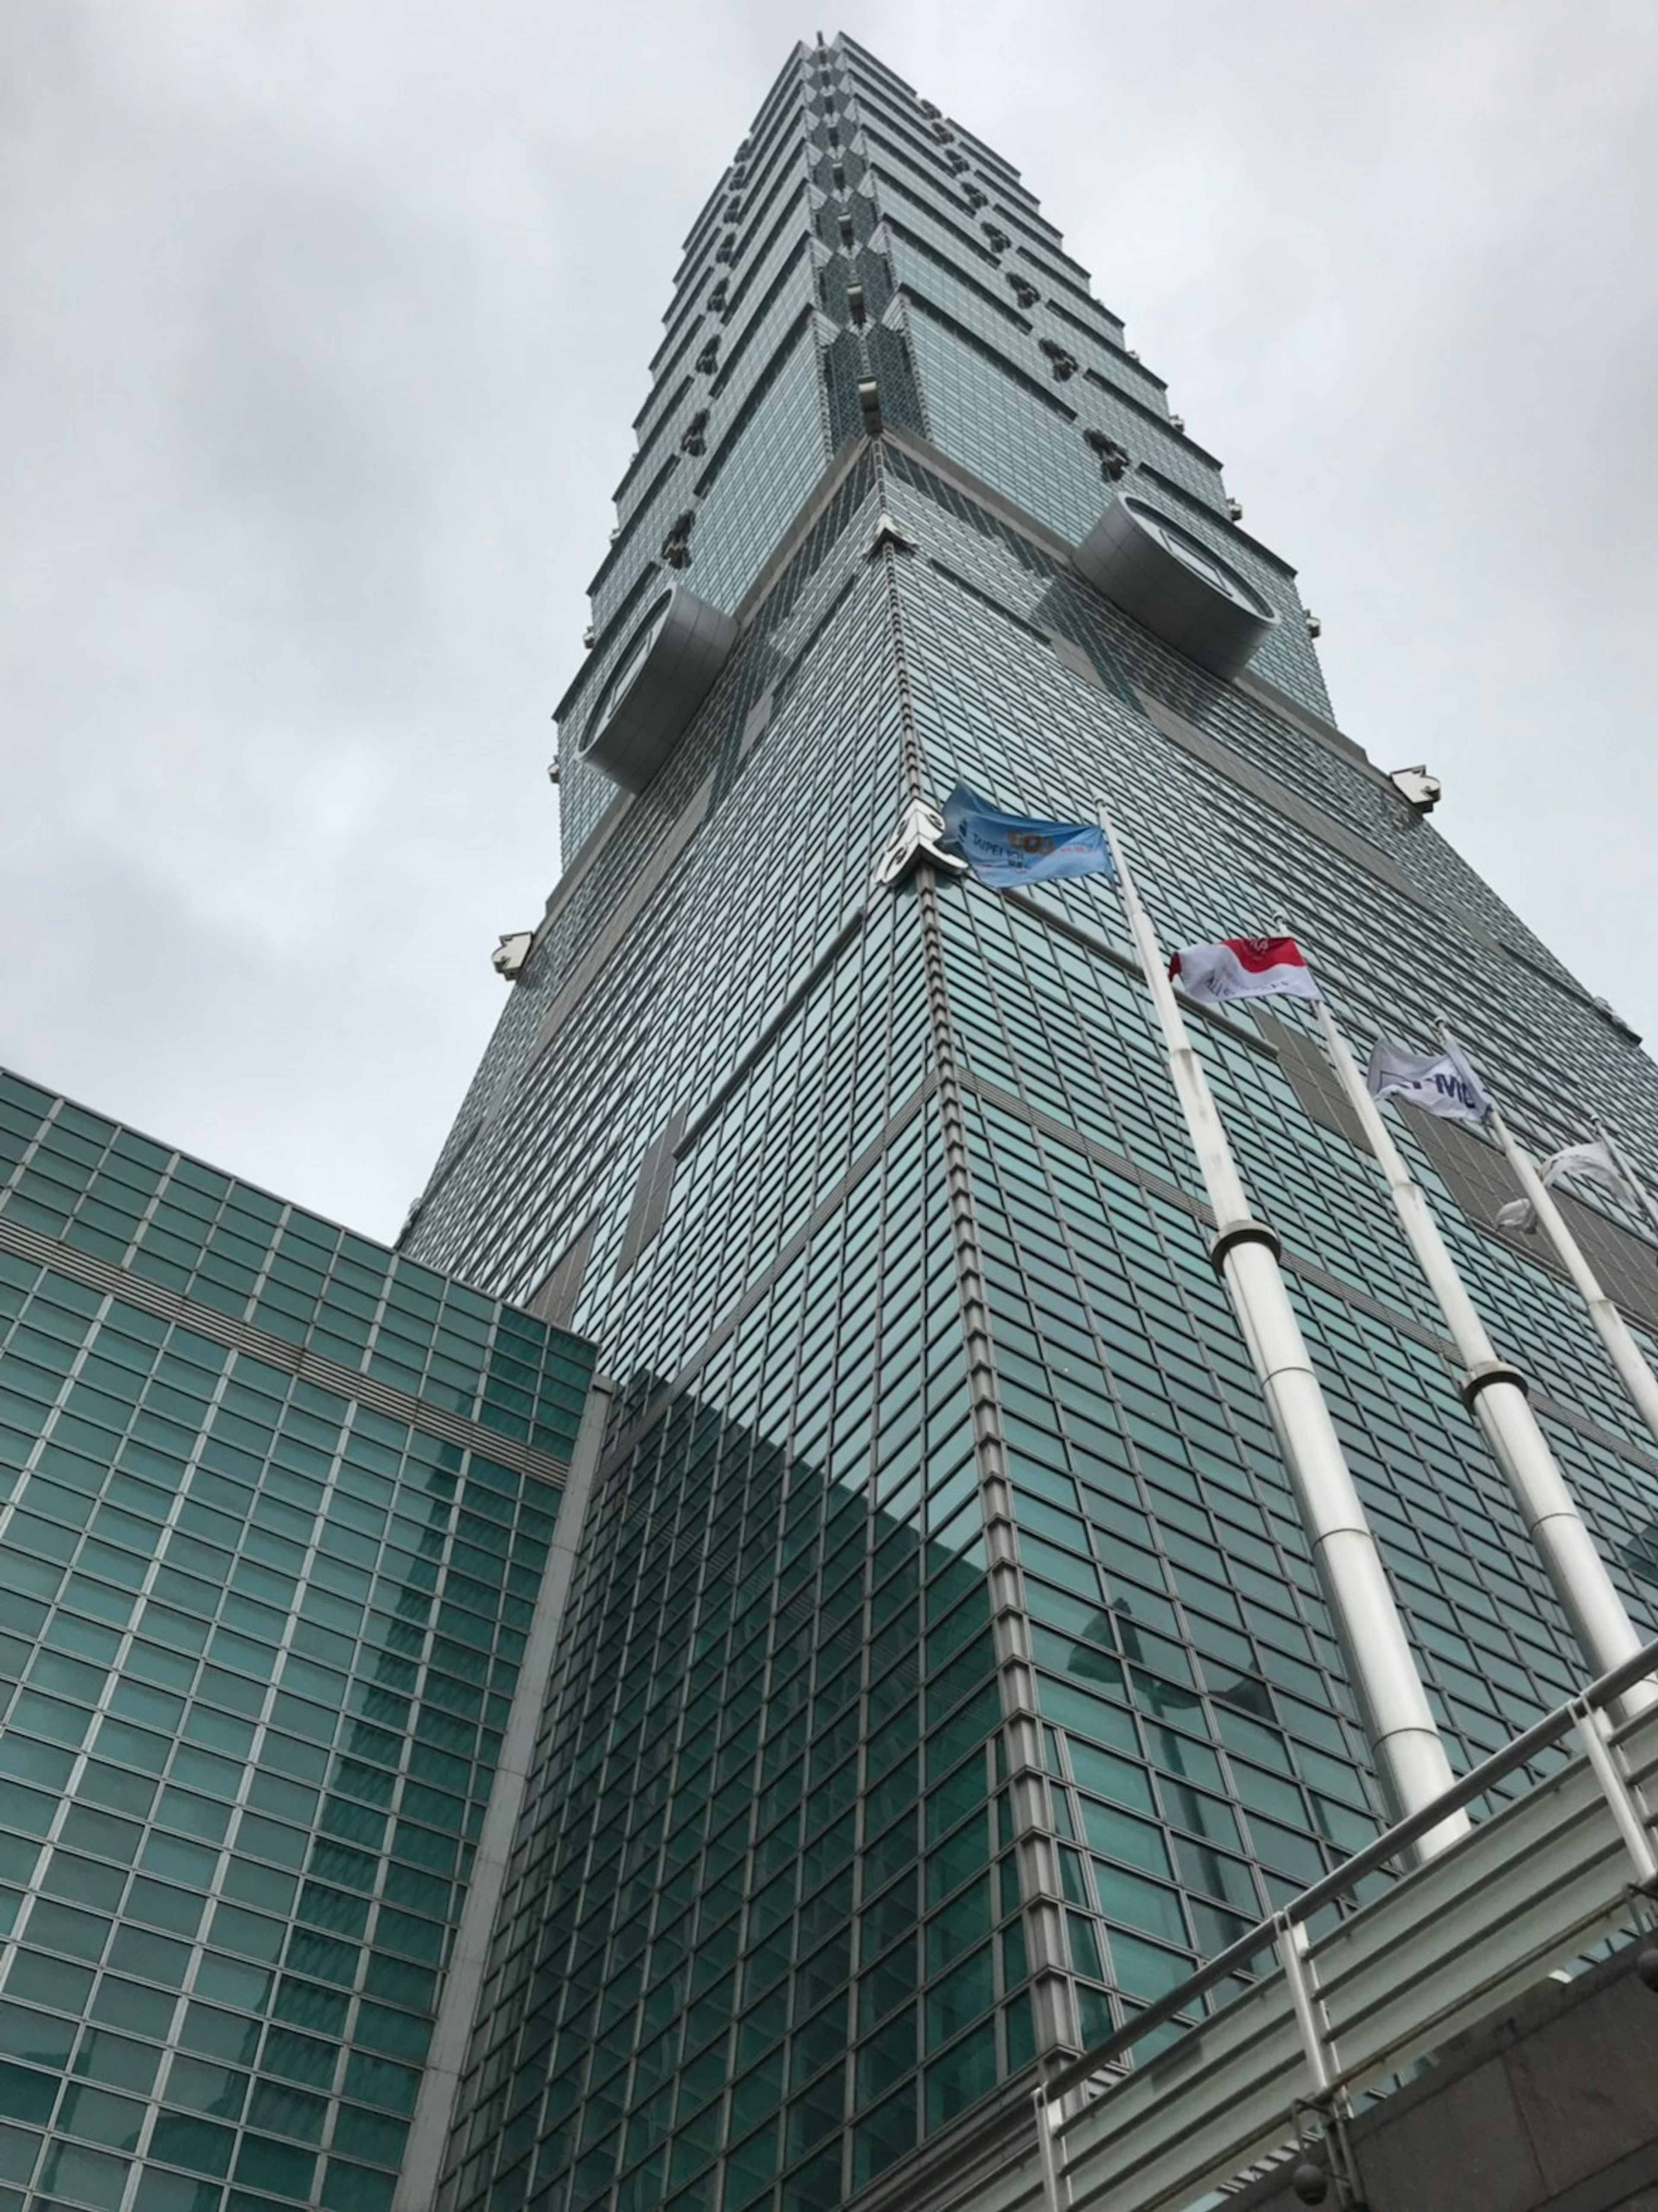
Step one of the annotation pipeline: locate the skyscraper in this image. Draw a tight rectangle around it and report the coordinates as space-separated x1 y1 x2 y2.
381 27 1656 2212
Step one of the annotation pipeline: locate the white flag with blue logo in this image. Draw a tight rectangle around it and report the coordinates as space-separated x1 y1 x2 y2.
938 782 1114 890
1366 1039 1491 1126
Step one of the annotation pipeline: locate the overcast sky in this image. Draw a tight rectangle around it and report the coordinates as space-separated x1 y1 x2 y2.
3 1 1656 1243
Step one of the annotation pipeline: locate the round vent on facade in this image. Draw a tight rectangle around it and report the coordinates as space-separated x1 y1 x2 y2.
1074 494 1277 679
576 585 739 793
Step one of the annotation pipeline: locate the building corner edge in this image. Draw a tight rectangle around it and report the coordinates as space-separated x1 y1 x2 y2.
391 1371 617 2212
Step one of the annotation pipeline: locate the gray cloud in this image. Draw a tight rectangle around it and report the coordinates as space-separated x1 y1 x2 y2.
3 0 1656 1237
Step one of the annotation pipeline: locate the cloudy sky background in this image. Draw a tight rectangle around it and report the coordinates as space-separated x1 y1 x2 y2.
3 0 1656 1242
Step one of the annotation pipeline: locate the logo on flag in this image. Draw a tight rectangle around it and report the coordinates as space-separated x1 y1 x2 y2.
1168 936 1320 1007
938 782 1115 890
1366 1041 1491 1127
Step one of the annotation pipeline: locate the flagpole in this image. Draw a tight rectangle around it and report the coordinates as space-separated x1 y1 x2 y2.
1314 1000 1657 1718
1097 808 1467 1857
1595 1122 1658 1245
1440 1033 1658 1458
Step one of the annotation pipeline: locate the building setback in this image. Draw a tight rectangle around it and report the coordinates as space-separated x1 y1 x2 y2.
0 1071 601 2212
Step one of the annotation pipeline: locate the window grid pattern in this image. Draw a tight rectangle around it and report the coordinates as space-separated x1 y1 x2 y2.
1114 485 1331 721
1074 376 1227 512
615 385 695 529
590 461 688 638
0 1088 585 1464
888 531 1658 1435
857 130 985 239
864 170 997 281
585 898 930 1391
825 79 1329 713
1068 332 1172 423
1126 638 1588 994
402 33 1658 2212
442 1132 1023 2212
901 302 1098 545
888 548 1658 1700
688 326 830 615
883 235 1031 362
1037 284 1129 357
421 482 898 1333
720 129 809 287
632 338 706 483
0 1077 595 2212
850 102 982 218
705 245 816 433
884 444 1625 1089
716 188 814 359
1014 244 1129 343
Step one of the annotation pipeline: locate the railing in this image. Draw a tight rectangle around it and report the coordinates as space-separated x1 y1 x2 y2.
975 1638 1658 2212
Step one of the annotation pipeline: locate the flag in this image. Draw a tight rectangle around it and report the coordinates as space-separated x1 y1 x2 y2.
1498 1138 1646 1235
1366 1040 1491 1127
1543 1140 1645 1209
1169 935 1319 1007
937 782 1114 890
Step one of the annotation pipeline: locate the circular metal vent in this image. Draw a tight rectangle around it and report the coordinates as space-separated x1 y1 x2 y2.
1074 493 1278 679
576 586 740 793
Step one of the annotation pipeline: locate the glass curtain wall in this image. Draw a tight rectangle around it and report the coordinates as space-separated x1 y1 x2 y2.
404 31 1658 2212
0 1073 595 2212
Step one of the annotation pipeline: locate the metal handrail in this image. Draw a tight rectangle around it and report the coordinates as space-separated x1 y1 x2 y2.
1040 1633 1658 2106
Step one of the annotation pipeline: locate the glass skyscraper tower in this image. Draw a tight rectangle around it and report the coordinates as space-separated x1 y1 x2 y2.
396 30 1658 2212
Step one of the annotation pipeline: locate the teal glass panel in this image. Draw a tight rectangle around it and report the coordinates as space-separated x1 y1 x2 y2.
0 1090 592 2210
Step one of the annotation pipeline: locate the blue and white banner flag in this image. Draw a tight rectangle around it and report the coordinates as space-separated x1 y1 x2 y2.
1366 1039 1491 1126
938 782 1114 890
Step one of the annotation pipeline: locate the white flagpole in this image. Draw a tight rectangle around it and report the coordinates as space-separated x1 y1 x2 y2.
1098 809 1467 1857
1443 1031 1658 1457
1595 1121 1658 1245
1314 1000 1657 1718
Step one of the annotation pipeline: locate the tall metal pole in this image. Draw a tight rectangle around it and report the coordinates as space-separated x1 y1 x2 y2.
1098 810 1467 1857
1314 1001 1657 1720
1443 1031 1658 1457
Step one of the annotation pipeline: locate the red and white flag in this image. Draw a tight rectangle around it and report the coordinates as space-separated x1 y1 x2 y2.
1169 935 1320 1007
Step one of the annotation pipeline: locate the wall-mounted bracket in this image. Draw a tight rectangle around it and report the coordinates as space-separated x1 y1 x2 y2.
1389 765 1441 813
866 513 916 557
873 797 966 888
492 932 534 981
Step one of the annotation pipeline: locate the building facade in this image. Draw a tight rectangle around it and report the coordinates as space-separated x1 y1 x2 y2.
6 29 1656 2212
0 1071 599 2212
395 29 1658 2212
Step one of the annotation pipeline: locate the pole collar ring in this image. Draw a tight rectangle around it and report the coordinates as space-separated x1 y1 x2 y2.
1209 1217 1283 1274
1460 1359 1530 1409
